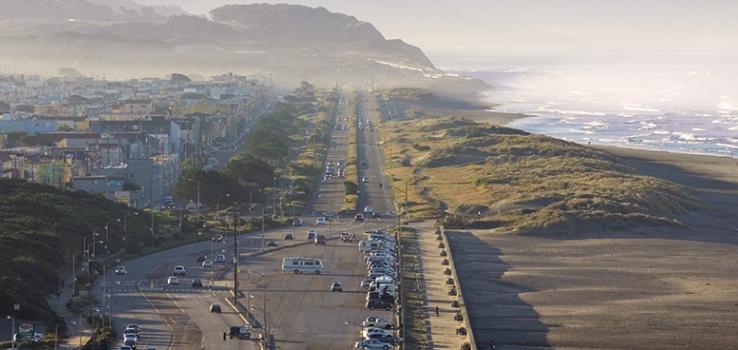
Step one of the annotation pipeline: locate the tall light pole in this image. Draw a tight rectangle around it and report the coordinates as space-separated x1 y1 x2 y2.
232 202 239 304
101 218 119 331
123 213 139 257
7 315 15 350
83 232 100 285
72 250 86 297
216 193 231 221
272 176 277 217
103 218 121 254
150 210 155 248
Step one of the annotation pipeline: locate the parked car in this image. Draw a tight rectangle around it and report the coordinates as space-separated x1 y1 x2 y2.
330 281 343 292
362 327 393 338
114 266 127 275
228 325 251 340
362 317 394 329
316 217 327 225
366 299 394 310
210 304 222 313
354 338 392 350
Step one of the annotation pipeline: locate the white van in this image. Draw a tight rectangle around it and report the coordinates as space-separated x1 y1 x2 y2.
359 240 385 253
282 257 324 274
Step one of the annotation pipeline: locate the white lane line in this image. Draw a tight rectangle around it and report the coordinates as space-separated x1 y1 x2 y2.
139 290 175 350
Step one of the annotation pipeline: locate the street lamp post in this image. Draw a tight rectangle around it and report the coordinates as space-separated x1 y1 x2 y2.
77 308 100 349
103 218 121 255
232 202 240 304
6 316 15 350
150 210 155 248
123 213 139 257
101 218 119 330
216 193 231 221
72 250 86 296
83 232 100 285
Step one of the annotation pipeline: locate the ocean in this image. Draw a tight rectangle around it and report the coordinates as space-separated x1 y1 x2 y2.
438 54 738 157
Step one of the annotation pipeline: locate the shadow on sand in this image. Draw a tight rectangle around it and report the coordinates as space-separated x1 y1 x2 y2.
447 230 553 349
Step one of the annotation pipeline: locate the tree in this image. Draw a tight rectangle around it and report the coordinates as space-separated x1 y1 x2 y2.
57 125 75 132
225 154 275 189
174 166 261 207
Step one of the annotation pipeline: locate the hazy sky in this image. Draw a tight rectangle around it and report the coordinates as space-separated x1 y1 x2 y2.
137 0 738 56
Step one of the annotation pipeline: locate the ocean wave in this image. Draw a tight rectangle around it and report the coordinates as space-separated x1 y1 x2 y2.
568 128 594 135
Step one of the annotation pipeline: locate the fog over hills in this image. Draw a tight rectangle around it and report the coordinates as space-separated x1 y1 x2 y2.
0 1 480 94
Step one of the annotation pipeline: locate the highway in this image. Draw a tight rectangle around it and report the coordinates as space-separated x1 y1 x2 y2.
103 91 397 350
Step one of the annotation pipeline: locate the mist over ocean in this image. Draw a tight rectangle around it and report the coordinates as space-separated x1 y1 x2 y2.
439 54 738 157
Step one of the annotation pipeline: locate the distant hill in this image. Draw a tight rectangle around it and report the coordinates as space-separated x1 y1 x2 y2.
0 0 185 21
0 2 480 93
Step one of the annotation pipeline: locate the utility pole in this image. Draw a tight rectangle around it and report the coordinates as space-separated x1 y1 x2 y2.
196 180 201 219
150 210 155 247
232 203 239 304
272 176 277 218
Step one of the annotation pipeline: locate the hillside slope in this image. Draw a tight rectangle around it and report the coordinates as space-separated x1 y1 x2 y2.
0 2 465 89
0 179 150 323
381 116 707 234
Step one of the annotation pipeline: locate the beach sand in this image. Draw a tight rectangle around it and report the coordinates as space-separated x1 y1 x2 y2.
449 146 738 349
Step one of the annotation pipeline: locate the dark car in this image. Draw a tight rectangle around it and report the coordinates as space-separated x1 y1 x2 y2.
192 279 204 288
229 326 251 339
284 233 294 240
366 298 394 310
354 214 365 222
267 240 277 247
197 255 207 263
209 304 222 313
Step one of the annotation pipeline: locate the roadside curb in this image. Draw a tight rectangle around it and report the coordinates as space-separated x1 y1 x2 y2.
440 225 478 350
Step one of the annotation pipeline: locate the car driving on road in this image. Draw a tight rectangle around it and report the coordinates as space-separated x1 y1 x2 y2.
114 266 127 275
330 281 343 292
173 265 186 276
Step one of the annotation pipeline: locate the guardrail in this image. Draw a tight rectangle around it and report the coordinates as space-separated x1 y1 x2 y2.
439 225 478 350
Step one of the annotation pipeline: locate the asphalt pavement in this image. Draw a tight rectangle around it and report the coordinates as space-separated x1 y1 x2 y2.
101 90 398 350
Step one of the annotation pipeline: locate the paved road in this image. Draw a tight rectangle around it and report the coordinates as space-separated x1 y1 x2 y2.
305 94 351 216
103 91 398 350
356 91 395 216
223 91 399 350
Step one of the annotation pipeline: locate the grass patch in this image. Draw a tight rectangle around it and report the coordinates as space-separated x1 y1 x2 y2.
381 116 707 234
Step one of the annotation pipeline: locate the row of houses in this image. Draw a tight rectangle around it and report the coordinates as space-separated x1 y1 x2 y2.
0 73 275 208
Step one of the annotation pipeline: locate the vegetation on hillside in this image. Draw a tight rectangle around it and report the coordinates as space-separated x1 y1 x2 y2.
0 179 150 323
381 116 706 234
